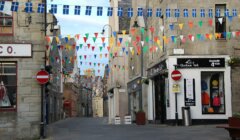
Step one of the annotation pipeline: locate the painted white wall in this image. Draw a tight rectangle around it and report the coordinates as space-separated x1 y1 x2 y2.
167 55 232 120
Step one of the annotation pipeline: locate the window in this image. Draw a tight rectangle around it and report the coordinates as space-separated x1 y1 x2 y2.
97 7 103 16
107 7 113 16
117 7 123 17
183 9 188 17
37 3 45 13
208 9 213 18
63 5 69 15
200 9 205 17
147 8 152 17
0 12 13 35
0 62 17 110
85 6 92 16
156 8 162 17
50 4 57 14
174 9 180 18
192 9 197 17
201 72 225 114
74 6 81 15
215 4 226 39
127 8 133 17
138 8 143 16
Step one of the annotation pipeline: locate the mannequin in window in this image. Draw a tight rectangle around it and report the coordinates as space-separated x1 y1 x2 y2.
0 81 11 107
201 80 210 113
213 94 221 113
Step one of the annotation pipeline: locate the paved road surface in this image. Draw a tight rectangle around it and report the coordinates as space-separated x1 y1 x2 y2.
46 117 230 140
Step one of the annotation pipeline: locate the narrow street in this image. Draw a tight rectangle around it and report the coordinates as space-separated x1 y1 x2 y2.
47 117 230 140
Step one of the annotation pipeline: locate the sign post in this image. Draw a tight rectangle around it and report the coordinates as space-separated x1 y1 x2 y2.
36 70 49 138
171 70 182 126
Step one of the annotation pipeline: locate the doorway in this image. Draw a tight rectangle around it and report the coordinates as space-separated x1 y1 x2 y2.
154 75 166 123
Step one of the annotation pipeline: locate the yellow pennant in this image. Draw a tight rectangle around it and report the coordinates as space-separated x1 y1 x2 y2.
100 54 103 58
209 34 213 40
67 35 71 40
122 30 126 35
110 37 114 46
56 37 59 43
179 23 184 30
157 40 161 46
131 50 135 55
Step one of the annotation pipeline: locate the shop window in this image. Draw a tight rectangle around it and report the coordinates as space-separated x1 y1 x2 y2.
0 62 17 110
201 72 225 114
0 11 13 35
215 4 226 40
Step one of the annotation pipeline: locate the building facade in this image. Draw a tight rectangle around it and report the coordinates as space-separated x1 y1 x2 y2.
129 0 240 124
0 0 47 139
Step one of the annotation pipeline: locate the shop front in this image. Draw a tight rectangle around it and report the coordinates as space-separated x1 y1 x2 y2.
167 56 231 124
147 60 168 124
127 77 142 122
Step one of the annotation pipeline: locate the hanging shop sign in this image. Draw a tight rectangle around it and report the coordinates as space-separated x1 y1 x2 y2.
0 44 32 57
177 58 225 68
147 61 167 78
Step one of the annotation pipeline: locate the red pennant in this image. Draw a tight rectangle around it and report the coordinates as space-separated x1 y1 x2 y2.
84 55 87 59
101 37 105 43
136 36 141 42
46 45 49 50
188 34 193 40
208 19 213 26
87 44 91 48
114 52 118 56
188 21 193 28
205 34 210 39
94 33 98 38
98 63 100 66
107 46 110 51
89 62 91 66
154 36 158 42
98 69 100 73
236 31 240 37
92 46 95 51
149 26 154 33
114 65 116 68
60 45 64 49
83 37 87 43
105 53 108 57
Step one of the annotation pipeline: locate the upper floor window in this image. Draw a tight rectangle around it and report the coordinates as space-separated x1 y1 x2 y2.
215 4 226 40
0 12 13 35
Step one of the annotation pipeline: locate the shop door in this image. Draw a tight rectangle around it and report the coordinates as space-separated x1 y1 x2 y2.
154 75 166 123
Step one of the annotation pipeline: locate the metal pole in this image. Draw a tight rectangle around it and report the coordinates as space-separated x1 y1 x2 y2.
40 84 45 138
175 93 178 126
140 29 143 110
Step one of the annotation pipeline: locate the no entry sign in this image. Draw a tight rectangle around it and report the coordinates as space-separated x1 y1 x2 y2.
171 70 182 81
36 70 49 84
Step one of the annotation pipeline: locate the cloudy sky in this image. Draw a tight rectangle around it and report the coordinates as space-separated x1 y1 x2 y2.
47 0 110 77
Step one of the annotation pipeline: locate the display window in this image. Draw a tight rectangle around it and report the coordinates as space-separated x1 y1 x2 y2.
0 62 17 110
201 72 225 114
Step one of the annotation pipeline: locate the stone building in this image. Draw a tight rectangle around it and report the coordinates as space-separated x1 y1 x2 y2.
129 0 240 124
0 0 47 139
107 0 131 124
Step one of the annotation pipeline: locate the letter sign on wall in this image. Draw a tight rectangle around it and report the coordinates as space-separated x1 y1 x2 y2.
0 44 32 57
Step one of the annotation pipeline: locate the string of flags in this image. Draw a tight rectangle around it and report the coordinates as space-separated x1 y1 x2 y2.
0 1 240 18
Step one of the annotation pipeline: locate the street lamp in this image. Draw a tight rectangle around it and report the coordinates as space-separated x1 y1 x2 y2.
101 24 113 37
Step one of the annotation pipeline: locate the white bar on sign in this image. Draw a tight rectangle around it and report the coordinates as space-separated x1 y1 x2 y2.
172 74 181 77
37 76 49 79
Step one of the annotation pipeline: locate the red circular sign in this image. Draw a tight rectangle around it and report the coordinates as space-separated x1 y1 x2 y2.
36 70 49 84
171 70 182 81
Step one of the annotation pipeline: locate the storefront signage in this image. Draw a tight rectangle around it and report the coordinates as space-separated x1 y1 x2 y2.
177 58 225 68
184 79 196 106
0 44 32 57
147 61 167 78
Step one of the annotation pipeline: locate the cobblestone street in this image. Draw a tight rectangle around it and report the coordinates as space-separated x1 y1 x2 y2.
46 117 230 140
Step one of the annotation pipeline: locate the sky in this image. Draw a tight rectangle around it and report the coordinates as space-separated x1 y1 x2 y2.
47 0 110 77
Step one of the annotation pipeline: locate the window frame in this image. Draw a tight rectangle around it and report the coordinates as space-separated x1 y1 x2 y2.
0 61 17 112
0 0 13 36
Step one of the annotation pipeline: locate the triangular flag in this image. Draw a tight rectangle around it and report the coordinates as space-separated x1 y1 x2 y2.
76 46 79 51
145 36 149 43
136 36 141 42
92 46 95 51
119 38 123 44
180 35 184 41
188 34 193 40
101 37 105 43
140 27 145 34
92 37 97 43
169 24 174 30
100 54 103 58
87 44 91 49
179 23 184 30
157 40 161 46
198 21 203 27
122 47 125 52
149 26 154 33
197 34 201 40
209 34 213 40
188 21 193 28
171 36 175 43
218 18 223 24
232 32 236 38
125 41 129 47
208 19 213 26
160 26 164 32
131 28 136 35
128 37 132 42
141 41 144 46
107 46 110 51
94 54 97 59
80 44 83 49
113 31 117 37
85 33 89 39
83 37 87 43
99 46 103 52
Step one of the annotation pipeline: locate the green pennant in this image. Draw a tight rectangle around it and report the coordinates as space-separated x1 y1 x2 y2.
174 38 177 44
227 32 231 39
141 27 145 34
80 44 83 49
79 55 82 60
110 53 113 58
93 37 97 43
99 46 103 52
125 41 129 47
94 63 96 66
51 56 54 63
145 36 149 43
143 46 148 53
85 33 89 39
197 34 201 40
198 21 203 27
